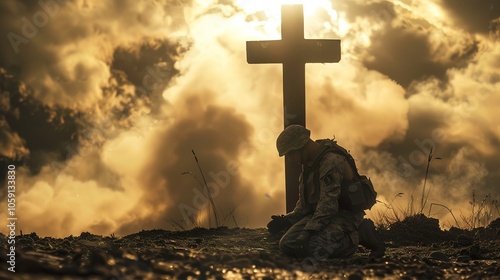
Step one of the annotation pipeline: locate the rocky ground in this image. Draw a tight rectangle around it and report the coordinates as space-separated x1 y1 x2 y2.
0 215 499 280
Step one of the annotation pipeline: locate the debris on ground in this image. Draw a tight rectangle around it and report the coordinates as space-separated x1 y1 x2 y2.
1 217 499 279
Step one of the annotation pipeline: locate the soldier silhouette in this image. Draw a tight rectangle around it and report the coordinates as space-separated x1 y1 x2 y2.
267 125 385 259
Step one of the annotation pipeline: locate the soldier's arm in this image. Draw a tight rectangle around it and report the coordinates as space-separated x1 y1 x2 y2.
303 154 344 231
285 173 309 224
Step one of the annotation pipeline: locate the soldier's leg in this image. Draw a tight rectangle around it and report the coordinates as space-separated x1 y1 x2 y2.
358 218 385 258
279 215 311 256
307 219 359 260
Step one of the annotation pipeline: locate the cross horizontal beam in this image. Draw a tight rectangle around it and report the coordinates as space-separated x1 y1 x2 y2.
247 39 340 64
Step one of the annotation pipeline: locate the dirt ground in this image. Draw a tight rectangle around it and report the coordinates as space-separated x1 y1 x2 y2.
1 215 499 280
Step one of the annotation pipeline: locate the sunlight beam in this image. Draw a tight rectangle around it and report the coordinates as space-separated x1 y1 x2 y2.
236 0 337 37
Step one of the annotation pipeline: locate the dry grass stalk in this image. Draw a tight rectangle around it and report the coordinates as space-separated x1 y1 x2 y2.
191 149 220 228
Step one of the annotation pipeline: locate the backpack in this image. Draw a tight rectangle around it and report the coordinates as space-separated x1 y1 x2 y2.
305 139 377 212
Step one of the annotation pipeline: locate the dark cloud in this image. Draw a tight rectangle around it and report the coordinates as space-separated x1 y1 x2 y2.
0 68 80 179
0 0 189 160
0 0 190 110
373 87 500 207
380 102 457 177
361 24 477 88
112 40 180 89
0 115 28 160
364 27 446 88
110 39 186 119
441 0 500 34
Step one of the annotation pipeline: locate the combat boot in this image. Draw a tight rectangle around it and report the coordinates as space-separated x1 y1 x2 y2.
358 218 385 258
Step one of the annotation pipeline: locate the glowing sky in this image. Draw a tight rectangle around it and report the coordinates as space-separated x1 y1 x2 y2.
0 0 499 236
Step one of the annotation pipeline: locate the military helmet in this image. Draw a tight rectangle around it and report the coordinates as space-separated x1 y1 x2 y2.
276 125 311 157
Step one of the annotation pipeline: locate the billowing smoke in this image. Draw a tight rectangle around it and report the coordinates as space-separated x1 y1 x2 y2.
0 0 499 236
118 93 275 232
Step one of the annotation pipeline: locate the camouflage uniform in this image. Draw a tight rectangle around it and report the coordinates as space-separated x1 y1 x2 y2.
280 149 365 259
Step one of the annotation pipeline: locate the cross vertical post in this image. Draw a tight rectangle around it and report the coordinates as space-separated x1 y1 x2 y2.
246 4 341 213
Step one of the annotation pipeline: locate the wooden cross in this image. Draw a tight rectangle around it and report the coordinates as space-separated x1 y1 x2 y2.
246 4 341 213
